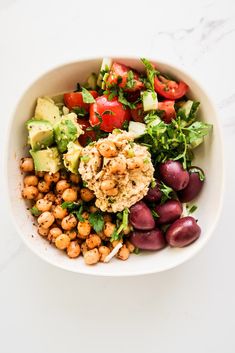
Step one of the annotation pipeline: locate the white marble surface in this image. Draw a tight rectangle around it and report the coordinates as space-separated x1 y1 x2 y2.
0 0 235 352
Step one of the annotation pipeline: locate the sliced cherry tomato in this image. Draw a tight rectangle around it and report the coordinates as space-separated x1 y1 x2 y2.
64 91 98 110
106 62 144 92
89 95 131 132
77 118 96 146
130 103 145 123
158 100 176 124
154 75 188 100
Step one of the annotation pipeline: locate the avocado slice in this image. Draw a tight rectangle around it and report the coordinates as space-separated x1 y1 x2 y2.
34 97 61 125
30 147 62 173
26 119 54 151
54 113 84 153
63 141 82 174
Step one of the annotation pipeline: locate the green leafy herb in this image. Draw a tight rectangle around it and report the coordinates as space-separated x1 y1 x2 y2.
122 119 129 130
118 89 136 109
151 179 156 188
89 211 104 233
111 208 129 241
152 209 159 218
71 106 87 117
141 58 159 90
81 87 96 103
30 206 41 217
159 182 174 204
177 101 200 124
61 201 84 222
183 121 212 144
126 70 135 89
190 167 205 181
80 155 90 163
102 110 115 116
187 205 198 214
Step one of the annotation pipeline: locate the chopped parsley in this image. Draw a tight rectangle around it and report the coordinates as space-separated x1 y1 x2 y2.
111 208 129 241
89 211 104 233
187 204 198 214
30 206 41 217
81 87 96 103
61 201 84 222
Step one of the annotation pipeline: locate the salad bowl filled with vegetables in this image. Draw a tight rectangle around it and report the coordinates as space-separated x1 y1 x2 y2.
6 57 224 276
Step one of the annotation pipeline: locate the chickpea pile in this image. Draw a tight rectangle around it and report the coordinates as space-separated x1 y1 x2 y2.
20 157 136 265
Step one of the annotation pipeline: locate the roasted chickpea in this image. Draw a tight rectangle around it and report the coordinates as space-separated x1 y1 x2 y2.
100 179 116 191
117 245 130 261
77 220 91 239
84 248 100 265
56 180 70 194
103 222 116 237
67 241 81 258
55 234 70 250
24 175 38 187
22 186 39 200
125 240 135 253
89 205 99 213
48 227 62 242
36 171 45 178
80 188 95 202
36 199 52 212
54 194 63 205
71 185 80 193
44 172 60 183
81 242 88 255
62 188 77 202
38 180 51 193
38 226 49 237
70 173 81 183
66 229 77 240
20 157 34 172
61 214 77 231
111 239 122 248
98 141 118 158
56 218 62 227
44 192 56 203
109 158 126 174
99 246 111 262
60 170 69 180
35 192 44 201
127 157 144 170
86 234 101 249
52 205 68 219
105 188 118 196
37 211 55 229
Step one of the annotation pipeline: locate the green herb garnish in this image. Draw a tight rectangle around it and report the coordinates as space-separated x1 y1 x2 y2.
30 206 42 217
88 211 104 233
81 87 96 104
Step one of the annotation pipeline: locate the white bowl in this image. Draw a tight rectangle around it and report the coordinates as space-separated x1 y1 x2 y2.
6 57 224 276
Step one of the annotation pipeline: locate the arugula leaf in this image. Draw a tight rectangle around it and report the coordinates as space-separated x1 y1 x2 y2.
30 206 41 217
183 122 212 144
88 212 104 233
141 58 159 90
81 87 96 104
159 182 174 204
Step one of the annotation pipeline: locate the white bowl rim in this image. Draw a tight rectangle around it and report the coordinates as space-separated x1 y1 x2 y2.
4 56 225 277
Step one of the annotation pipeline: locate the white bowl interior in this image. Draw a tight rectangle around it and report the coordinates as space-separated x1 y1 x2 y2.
6 58 224 276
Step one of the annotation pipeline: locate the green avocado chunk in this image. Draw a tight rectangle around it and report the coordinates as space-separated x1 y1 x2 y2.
63 142 82 174
30 147 62 173
26 119 54 151
54 113 83 153
34 97 61 125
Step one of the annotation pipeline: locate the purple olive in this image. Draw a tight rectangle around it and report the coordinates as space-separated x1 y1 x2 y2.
144 181 162 203
166 216 201 247
130 228 166 250
130 201 155 230
159 160 189 191
155 200 183 224
178 167 204 202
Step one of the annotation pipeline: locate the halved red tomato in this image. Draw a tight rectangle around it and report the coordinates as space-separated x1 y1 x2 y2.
64 91 98 110
106 62 144 92
130 103 145 122
77 118 97 146
154 75 188 100
158 100 176 124
89 95 131 132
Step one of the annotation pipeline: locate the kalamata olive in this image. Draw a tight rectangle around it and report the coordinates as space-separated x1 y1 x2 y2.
130 201 155 230
166 216 201 247
144 181 162 203
155 200 182 224
130 228 166 250
178 167 204 202
159 160 189 191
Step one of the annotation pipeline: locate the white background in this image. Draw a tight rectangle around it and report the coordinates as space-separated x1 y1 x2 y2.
0 0 235 352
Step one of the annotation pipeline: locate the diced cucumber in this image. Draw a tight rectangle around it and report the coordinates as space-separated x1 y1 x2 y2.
142 91 158 111
128 121 146 138
189 137 204 149
101 73 109 90
97 57 112 87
